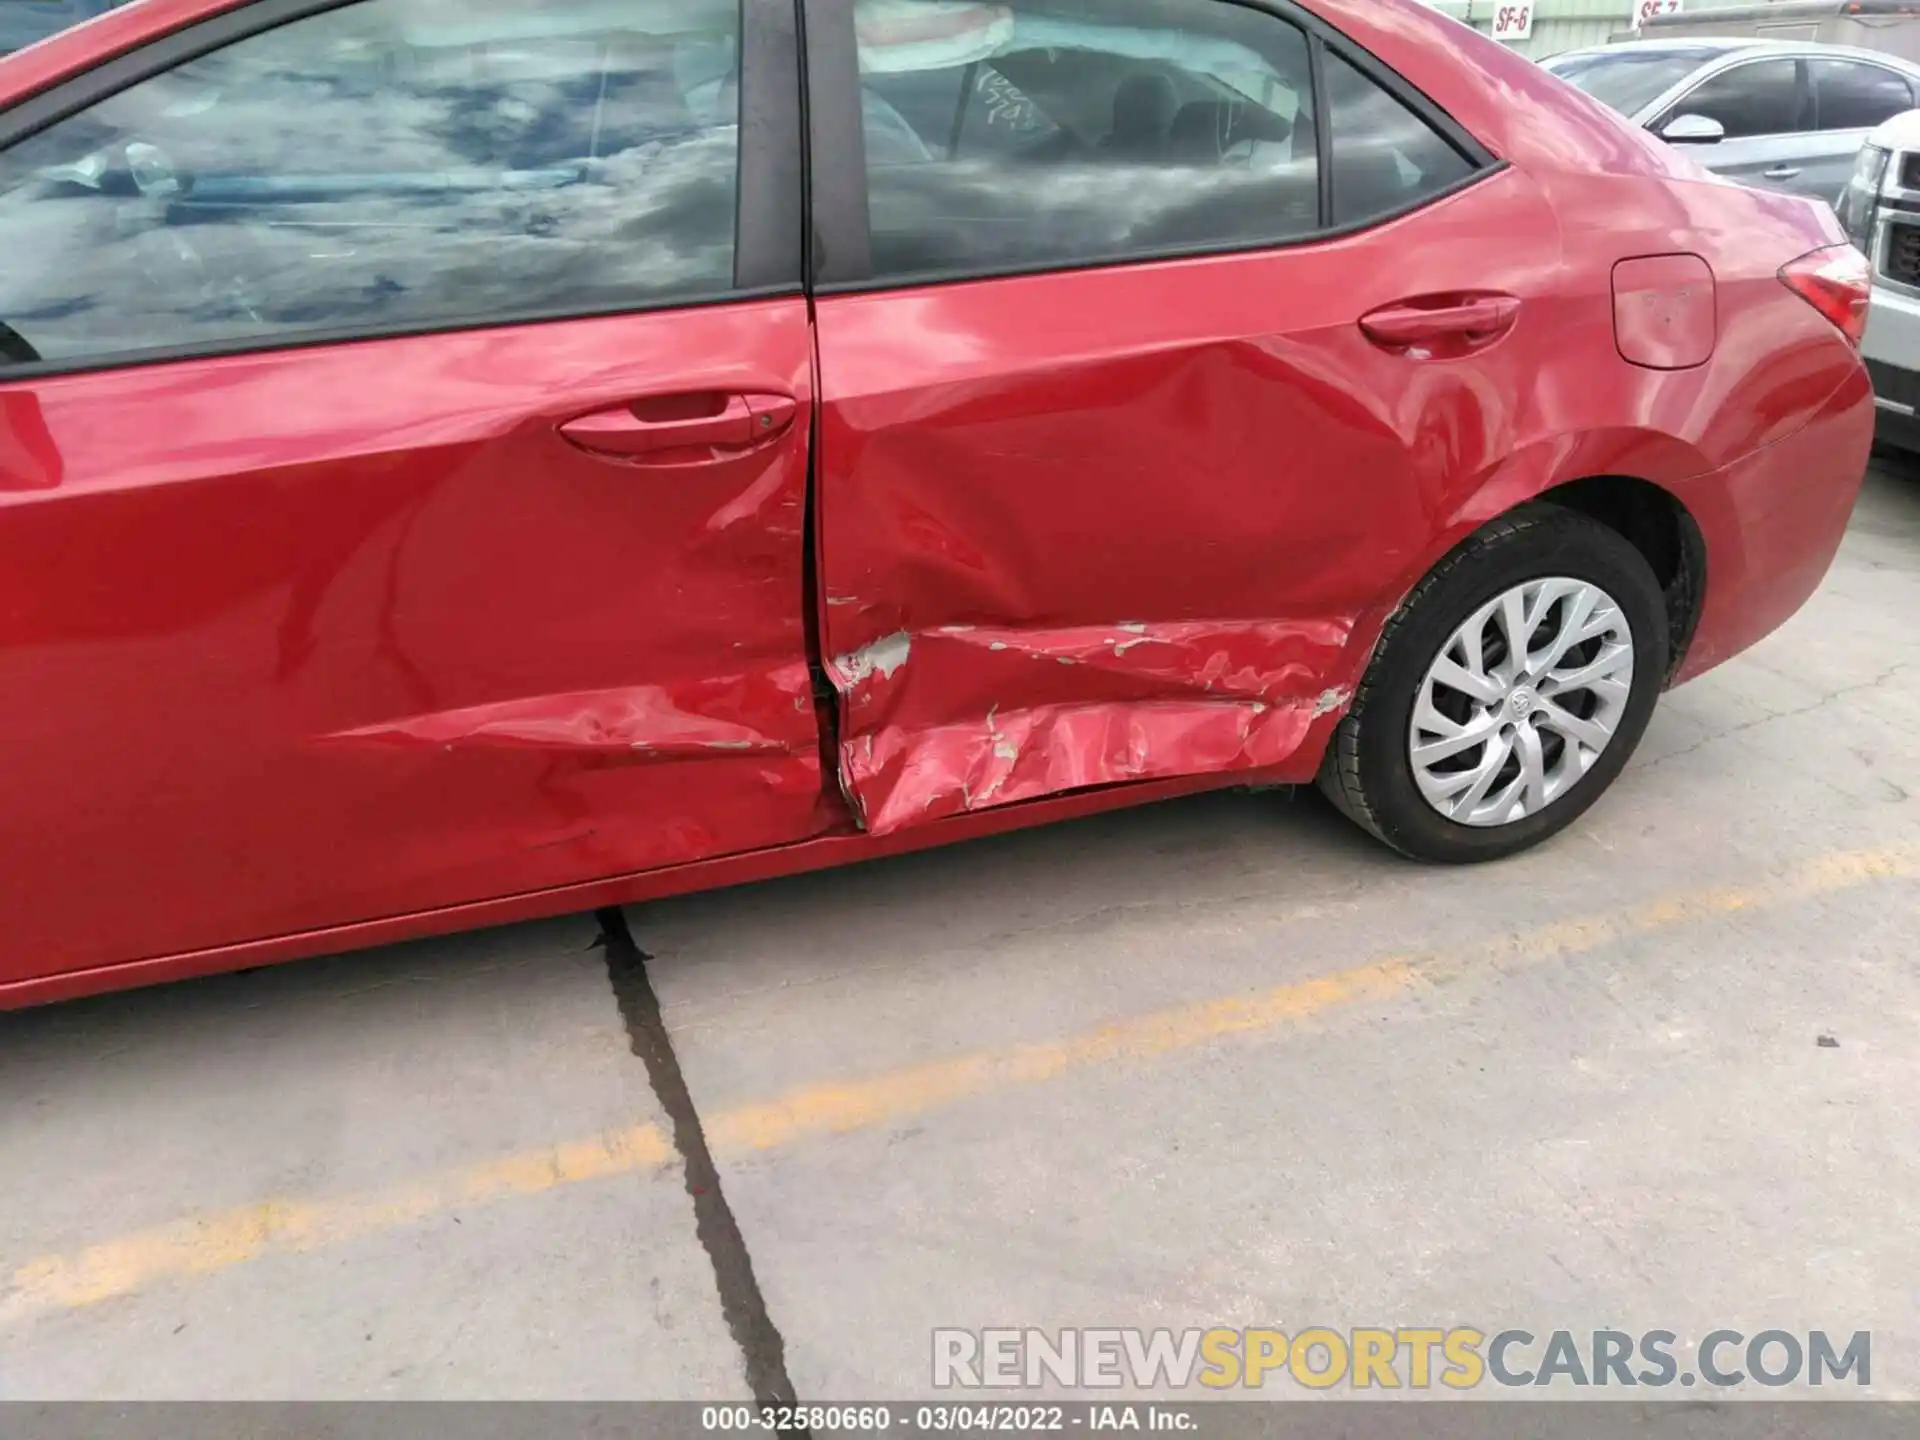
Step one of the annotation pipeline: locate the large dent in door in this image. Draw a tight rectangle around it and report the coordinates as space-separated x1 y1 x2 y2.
829 618 1357 834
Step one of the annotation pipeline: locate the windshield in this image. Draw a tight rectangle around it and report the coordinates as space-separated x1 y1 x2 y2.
1541 48 1723 117
0 0 132 56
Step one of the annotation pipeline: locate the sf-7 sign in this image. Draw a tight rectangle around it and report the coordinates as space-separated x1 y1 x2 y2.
1492 3 1533 40
1634 0 1684 28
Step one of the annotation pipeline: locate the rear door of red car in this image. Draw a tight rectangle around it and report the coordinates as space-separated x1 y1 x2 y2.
805 0 1557 835
0 0 829 982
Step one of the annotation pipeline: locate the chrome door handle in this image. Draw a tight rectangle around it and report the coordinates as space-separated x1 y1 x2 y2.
1764 165 1802 180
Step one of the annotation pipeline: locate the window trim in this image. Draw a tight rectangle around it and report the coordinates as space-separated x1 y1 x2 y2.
801 0 1498 294
1652 54 1809 142
801 0 871 280
1308 33 1333 234
740 0 807 289
0 0 804 381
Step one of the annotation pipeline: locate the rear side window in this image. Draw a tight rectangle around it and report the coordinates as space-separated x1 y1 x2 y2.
848 0 1481 284
1810 59 1915 132
1665 58 1802 139
853 0 1322 281
1324 51 1474 229
0 0 744 370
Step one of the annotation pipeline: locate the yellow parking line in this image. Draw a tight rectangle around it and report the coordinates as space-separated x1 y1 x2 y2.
5 843 1915 1322
6 1123 676 1316
706 843 1919 1153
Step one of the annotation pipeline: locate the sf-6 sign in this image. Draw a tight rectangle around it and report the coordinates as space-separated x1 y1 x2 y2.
1492 3 1533 40
1633 0 1684 28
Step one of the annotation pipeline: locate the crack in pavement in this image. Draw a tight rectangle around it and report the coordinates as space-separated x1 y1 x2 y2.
597 907 802 1413
1642 663 1912 770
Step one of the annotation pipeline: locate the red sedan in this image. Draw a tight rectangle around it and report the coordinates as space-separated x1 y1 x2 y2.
0 0 1873 1007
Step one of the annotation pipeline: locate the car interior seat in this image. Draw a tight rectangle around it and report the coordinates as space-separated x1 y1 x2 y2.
1100 72 1180 160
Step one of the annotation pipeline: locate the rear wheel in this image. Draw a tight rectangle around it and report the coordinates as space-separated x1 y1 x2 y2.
1320 505 1668 863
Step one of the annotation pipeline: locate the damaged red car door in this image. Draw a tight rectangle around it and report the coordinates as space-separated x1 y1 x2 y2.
808 0 1541 835
0 0 827 981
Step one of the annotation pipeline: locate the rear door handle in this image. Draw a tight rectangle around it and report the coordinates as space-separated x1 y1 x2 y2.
559 392 797 460
1763 165 1802 180
1359 295 1521 350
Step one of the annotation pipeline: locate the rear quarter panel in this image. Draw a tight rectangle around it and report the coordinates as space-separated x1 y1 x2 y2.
1314 0 1861 426
1302 0 1872 684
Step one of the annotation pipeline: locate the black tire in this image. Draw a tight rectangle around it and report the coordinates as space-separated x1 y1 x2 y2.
1319 504 1668 864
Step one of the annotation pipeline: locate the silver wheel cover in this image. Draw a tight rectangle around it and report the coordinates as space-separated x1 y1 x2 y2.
1408 577 1635 828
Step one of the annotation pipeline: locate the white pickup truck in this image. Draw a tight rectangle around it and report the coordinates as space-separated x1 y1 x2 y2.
1842 108 1920 451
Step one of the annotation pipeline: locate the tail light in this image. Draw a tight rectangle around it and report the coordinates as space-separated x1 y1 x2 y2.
1779 244 1872 348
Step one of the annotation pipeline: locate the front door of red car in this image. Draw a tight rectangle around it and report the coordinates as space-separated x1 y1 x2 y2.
807 0 1557 835
0 0 827 981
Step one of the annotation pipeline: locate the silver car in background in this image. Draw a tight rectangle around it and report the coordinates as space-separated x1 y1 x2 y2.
1541 38 1920 205
1837 109 1920 452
